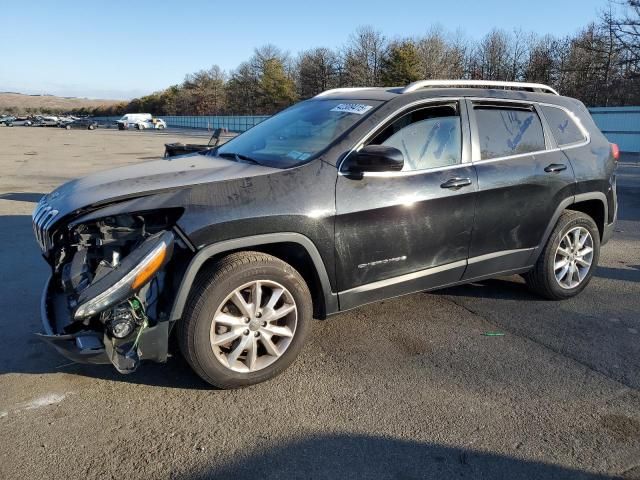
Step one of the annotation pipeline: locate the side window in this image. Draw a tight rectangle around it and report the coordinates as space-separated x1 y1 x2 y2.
474 106 546 160
369 104 462 171
540 105 586 146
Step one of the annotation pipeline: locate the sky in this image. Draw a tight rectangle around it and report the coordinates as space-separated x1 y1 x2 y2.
0 0 608 100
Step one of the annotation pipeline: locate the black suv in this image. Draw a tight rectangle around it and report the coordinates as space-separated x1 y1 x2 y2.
33 80 618 388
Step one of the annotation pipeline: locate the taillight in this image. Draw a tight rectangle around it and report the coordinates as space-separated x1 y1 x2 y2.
611 143 620 162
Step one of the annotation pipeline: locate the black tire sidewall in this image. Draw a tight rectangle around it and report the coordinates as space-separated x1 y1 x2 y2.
188 262 312 388
543 214 600 299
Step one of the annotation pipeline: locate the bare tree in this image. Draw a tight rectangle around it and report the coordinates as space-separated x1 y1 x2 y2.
342 26 388 86
296 48 341 98
95 11 640 117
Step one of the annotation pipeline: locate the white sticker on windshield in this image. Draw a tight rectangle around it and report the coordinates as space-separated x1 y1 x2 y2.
330 103 373 115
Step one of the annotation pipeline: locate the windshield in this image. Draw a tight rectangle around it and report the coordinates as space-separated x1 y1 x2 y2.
214 99 382 168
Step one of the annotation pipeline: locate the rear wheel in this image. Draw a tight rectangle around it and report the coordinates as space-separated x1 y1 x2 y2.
88 125 95 130
178 252 312 388
524 210 600 300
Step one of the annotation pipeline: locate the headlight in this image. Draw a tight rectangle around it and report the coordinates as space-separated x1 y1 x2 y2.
74 231 174 319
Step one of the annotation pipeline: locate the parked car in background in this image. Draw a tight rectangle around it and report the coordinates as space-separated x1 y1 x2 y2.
0 115 17 126
10 117 34 127
117 113 167 130
61 118 98 130
143 117 167 130
32 80 618 389
33 116 60 127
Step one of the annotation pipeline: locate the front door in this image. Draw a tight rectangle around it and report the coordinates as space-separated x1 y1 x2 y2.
335 100 477 310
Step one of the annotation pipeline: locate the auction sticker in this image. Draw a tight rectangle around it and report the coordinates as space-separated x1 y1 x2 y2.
330 103 373 115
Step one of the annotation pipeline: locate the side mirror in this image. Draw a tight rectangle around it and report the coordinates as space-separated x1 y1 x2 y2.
347 145 404 173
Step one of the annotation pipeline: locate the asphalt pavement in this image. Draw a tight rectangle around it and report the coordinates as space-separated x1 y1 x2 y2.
0 128 638 480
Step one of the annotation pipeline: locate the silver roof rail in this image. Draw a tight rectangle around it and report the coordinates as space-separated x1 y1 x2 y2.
314 87 381 98
402 80 559 95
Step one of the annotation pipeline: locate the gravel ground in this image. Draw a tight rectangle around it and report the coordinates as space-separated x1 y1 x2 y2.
0 127 638 480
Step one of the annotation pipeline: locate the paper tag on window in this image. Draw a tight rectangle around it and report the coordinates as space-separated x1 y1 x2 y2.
330 103 373 115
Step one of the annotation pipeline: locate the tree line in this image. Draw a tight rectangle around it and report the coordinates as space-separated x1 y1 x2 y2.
92 1 640 117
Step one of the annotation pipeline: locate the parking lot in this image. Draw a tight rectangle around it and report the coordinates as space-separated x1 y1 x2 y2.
0 127 638 479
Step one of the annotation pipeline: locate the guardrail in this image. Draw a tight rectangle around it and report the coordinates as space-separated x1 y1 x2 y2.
92 115 269 133
589 107 640 153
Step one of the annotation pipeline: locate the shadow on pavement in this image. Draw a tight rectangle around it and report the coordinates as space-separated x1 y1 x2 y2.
596 264 640 283
178 433 622 480
440 276 544 302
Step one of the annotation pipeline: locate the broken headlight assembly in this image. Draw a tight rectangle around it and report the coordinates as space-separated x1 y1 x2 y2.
73 231 174 319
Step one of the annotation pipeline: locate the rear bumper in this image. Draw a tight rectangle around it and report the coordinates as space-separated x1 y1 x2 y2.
36 275 170 369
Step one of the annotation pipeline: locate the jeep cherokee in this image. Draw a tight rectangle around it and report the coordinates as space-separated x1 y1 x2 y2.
33 80 618 388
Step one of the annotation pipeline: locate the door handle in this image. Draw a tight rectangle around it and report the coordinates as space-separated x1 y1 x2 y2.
440 177 472 189
544 163 567 173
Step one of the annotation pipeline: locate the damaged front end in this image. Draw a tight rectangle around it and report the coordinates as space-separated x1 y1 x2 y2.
35 204 183 373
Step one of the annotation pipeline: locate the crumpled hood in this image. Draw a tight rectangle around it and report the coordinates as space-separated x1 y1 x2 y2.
40 153 279 220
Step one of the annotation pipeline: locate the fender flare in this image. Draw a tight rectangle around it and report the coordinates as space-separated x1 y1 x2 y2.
528 192 608 265
169 232 338 321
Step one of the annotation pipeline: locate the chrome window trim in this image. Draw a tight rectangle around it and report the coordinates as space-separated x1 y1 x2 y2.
467 98 591 164
337 97 469 177
338 162 472 178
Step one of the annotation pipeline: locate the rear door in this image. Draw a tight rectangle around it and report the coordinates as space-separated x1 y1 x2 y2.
335 99 477 310
463 99 576 279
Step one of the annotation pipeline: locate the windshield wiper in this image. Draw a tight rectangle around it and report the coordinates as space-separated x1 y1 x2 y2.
217 152 262 165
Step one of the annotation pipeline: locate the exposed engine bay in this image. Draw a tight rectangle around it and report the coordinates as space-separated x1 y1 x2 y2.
42 210 182 373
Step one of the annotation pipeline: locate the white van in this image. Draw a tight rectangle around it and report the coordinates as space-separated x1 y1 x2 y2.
117 113 167 130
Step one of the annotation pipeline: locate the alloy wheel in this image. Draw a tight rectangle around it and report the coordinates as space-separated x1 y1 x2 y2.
210 280 297 373
554 226 594 289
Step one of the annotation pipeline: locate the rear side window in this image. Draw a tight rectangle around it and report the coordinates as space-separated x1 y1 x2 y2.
474 106 546 160
540 105 586 146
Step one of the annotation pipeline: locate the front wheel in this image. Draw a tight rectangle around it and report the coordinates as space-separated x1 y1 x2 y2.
178 252 312 389
524 210 600 300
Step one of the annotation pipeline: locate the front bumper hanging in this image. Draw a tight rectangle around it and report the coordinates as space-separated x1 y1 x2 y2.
36 275 170 371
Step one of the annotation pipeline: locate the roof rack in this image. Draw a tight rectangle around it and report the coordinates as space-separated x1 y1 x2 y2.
314 87 381 98
402 80 559 95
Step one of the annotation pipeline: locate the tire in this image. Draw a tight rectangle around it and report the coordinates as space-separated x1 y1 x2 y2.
524 210 600 300
65 125 71 130
7 123 13 127
88 125 95 130
135 123 142 130
178 251 312 389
